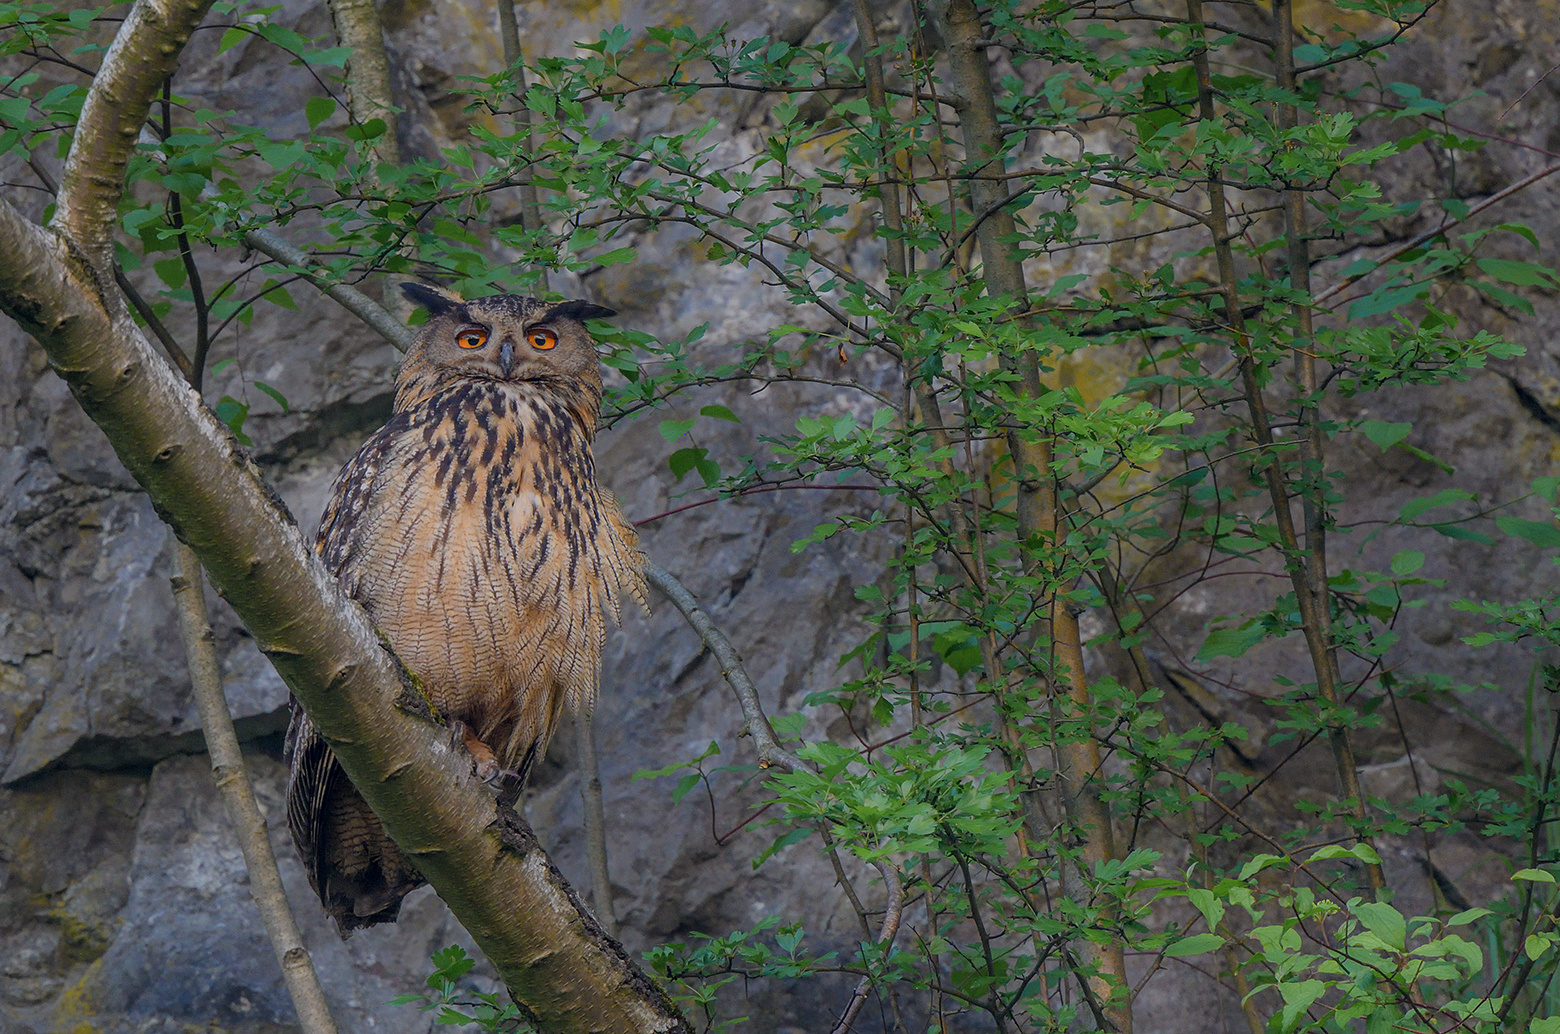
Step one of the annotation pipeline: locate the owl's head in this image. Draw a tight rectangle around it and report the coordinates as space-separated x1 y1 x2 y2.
394 282 616 409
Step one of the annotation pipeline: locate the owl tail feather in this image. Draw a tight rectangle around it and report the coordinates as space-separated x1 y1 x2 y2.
285 701 426 937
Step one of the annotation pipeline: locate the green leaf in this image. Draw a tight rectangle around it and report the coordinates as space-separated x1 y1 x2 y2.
254 381 290 414
1390 550 1424 576
700 404 739 423
1532 1017 1560 1034
1400 488 1475 521
670 772 701 804
1432 523 1495 545
153 257 187 290
215 396 252 446
1496 517 1560 548
1197 624 1266 661
1164 933 1223 957
592 246 637 267
1477 257 1560 288
1306 843 1381 865
344 117 386 142
932 628 983 676
1360 420 1411 451
1238 854 1286 880
754 826 812 868
668 446 709 483
1352 902 1406 950
659 418 697 441
1513 868 1557 883
305 96 335 130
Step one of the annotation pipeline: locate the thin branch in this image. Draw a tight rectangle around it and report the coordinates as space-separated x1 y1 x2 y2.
171 537 339 1034
829 860 906 1034
643 563 807 773
577 705 618 937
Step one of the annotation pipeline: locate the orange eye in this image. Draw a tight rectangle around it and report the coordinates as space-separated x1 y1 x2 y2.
529 328 558 351
457 329 488 349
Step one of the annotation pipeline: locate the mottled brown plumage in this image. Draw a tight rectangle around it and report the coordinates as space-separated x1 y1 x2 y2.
284 283 645 934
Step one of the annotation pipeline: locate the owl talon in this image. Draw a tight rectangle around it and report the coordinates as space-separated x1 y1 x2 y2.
450 721 501 782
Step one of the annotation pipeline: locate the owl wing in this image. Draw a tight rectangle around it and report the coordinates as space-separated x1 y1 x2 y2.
316 414 410 579
283 699 336 900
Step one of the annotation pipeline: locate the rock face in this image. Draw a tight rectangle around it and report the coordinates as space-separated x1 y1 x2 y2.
0 0 1556 1032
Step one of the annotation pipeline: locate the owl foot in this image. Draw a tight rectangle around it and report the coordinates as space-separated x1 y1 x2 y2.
450 721 502 783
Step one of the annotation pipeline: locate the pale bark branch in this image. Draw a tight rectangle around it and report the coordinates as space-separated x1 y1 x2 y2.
2 4 685 1029
829 860 905 1034
918 1 1130 1025
52 0 211 268
171 536 340 1034
0 192 686 1034
496 0 549 292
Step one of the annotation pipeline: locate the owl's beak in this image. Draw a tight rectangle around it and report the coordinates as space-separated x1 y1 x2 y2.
498 337 515 375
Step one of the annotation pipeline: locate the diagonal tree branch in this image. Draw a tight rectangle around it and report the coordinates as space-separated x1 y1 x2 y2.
3 3 687 1030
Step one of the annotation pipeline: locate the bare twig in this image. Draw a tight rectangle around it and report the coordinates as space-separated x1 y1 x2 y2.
1187 0 1384 894
242 226 414 350
1313 161 1560 307
643 563 808 773
171 537 339 1034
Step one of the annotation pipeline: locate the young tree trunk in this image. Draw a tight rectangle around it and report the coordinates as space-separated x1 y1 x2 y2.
924 0 1131 1026
171 538 340 1034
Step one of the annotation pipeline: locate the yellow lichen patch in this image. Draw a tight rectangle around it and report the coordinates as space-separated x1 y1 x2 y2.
48 957 104 1034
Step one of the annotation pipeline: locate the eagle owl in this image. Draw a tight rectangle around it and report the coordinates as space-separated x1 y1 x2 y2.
284 283 645 933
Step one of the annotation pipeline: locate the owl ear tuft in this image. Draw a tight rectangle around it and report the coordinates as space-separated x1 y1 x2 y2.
400 282 466 318
543 299 617 324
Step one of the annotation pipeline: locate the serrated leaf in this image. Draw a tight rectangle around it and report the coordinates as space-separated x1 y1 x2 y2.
1352 902 1406 950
